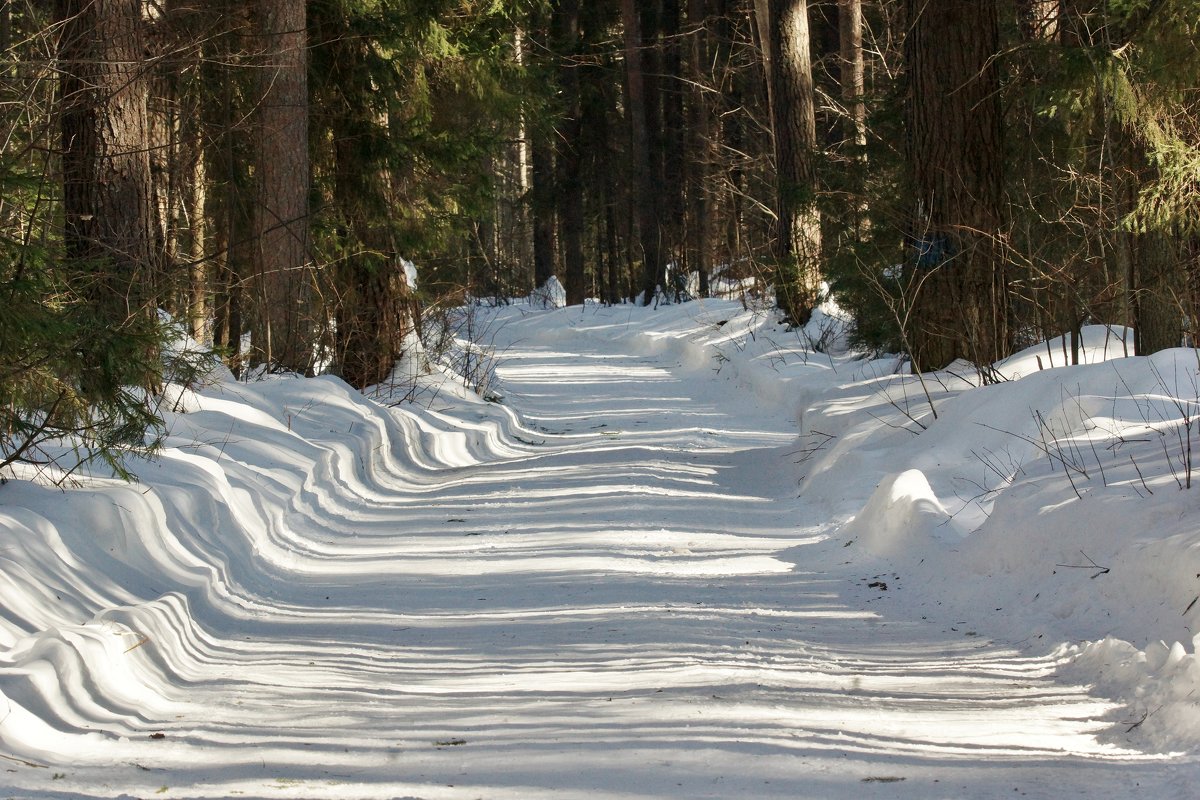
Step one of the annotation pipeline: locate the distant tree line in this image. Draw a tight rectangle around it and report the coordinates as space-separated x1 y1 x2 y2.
1 0 1198 471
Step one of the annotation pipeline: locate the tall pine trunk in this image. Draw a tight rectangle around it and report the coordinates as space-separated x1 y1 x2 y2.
207 0 251 371
686 0 711 296
622 0 665 302
251 0 311 372
530 122 557 292
57 0 161 310
768 0 822 326
838 0 865 151
905 0 1008 372
554 0 586 305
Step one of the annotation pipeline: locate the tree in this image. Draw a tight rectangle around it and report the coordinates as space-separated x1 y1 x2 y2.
10 0 188 477
553 0 587 305
57 0 161 304
205 0 254 370
905 0 1007 372
838 0 865 153
622 0 666 301
685 0 712 296
250 0 312 373
767 0 823 326
310 0 417 389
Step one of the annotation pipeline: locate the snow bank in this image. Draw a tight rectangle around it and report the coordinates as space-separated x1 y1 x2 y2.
1062 635 1200 751
790 327 1200 748
527 275 567 309
842 469 961 559
2 291 1200 775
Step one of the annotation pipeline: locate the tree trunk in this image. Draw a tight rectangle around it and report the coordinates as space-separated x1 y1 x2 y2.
622 0 665 302
660 0 687 275
57 0 161 310
206 0 252 371
686 0 711 297
185 146 208 343
251 0 311 372
526 8 558 294
905 0 1008 372
768 0 823 326
838 0 865 151
554 0 586 305
530 122 558 292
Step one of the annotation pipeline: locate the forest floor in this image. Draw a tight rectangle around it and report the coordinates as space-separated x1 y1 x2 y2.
0 298 1197 798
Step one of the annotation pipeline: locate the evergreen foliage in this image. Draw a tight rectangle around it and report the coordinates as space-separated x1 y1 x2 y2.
1 0 1199 475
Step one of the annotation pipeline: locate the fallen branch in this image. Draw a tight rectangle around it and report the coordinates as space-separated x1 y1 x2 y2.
1054 550 1110 579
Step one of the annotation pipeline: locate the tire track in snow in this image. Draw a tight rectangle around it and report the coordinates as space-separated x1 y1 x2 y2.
0 304 1189 799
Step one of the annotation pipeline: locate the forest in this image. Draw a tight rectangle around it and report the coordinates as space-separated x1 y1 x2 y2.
4 3 1200 793
1 0 1198 468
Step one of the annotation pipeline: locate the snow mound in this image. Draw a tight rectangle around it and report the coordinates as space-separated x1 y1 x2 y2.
528 276 567 308
997 324 1134 379
844 469 960 558
1062 635 1200 751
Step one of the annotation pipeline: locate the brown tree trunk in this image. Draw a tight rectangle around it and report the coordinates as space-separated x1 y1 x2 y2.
530 122 558 292
57 0 162 310
184 147 208 343
251 0 311 372
206 0 251 371
525 9 558 294
622 0 665 302
686 0 711 297
660 0 687 277
838 0 865 151
906 0 1008 372
554 0 586 306
768 0 823 326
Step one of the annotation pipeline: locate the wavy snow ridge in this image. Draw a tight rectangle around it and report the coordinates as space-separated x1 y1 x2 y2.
0 300 1192 798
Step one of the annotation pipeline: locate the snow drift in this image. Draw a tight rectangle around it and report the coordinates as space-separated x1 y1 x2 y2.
0 300 1197 798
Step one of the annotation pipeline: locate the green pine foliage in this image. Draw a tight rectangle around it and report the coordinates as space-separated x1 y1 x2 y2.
309 0 530 303
0 6 198 483
0 233 166 481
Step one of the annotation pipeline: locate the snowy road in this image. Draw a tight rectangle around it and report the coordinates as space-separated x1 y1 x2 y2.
0 304 1193 798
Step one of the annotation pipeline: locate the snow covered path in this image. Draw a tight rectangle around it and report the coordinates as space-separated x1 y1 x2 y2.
0 305 1193 798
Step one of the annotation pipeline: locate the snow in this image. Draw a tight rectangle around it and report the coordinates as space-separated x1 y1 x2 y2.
0 298 1198 797
527 275 567 309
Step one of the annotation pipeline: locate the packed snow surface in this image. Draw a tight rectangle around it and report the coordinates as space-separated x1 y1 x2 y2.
0 300 1197 798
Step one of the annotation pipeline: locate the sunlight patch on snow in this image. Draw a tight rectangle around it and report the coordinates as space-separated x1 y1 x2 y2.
0 299 1191 797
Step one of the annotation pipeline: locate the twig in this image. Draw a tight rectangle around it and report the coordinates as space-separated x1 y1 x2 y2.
1054 550 1110 579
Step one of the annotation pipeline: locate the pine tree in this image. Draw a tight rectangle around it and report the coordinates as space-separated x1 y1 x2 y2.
905 0 1008 372
250 0 312 373
768 0 823 326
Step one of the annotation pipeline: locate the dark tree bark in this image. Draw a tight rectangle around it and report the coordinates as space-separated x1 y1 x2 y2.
686 0 712 297
838 0 865 151
251 0 311 372
318 9 416 390
905 0 1008 372
207 0 252 371
554 0 586 305
527 6 558 293
660 0 687 274
622 0 665 302
530 121 558 292
767 0 823 326
57 0 161 309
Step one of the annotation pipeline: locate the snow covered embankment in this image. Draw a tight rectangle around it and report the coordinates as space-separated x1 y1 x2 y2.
494 301 1200 752
795 325 1200 751
0 363 539 768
